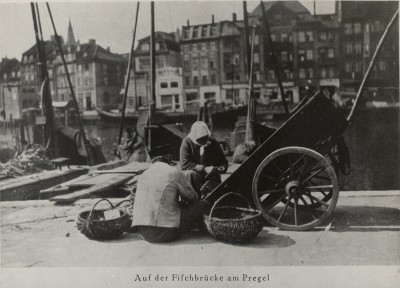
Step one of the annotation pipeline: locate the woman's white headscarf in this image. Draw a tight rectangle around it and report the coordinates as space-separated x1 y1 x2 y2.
188 121 211 146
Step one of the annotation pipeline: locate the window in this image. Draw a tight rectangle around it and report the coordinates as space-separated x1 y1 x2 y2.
209 53 216 68
77 77 82 86
210 25 216 36
254 35 259 45
305 31 313 42
142 43 149 51
85 63 90 71
233 54 240 65
202 26 208 37
299 68 306 79
354 23 362 34
155 43 160 50
183 45 188 54
328 67 335 78
319 48 327 61
193 27 199 38
299 32 305 42
345 62 352 73
374 21 382 32
271 34 276 42
306 49 313 61
184 60 190 72
184 76 190 86
344 23 352 35
160 82 168 88
267 70 275 81
328 48 334 58
192 57 198 70
201 57 208 69
193 44 197 52
193 76 198 85
210 42 216 50
78 64 82 72
319 32 327 41
171 82 178 88
183 28 190 39
284 69 291 79
253 53 259 63
298 50 306 62
345 43 353 54
201 43 206 51
281 33 288 42
354 43 362 54
223 53 232 66
365 23 370 33
197 43 201 51
202 75 208 85
321 68 327 78
139 58 150 70
307 68 313 79
211 74 216 84
281 51 288 62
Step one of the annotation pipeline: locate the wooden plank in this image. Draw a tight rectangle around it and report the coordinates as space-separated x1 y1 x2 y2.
90 169 145 175
67 173 130 187
50 174 134 203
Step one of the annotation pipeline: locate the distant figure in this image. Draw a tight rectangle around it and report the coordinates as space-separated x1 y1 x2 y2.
117 128 147 162
132 144 210 243
179 121 228 196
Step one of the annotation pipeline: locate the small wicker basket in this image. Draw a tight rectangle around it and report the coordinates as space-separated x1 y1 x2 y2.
203 192 264 243
77 199 132 240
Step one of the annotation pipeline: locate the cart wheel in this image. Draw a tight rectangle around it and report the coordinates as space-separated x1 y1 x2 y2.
252 146 339 231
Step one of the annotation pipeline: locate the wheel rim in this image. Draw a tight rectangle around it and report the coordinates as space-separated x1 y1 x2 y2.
252 146 339 231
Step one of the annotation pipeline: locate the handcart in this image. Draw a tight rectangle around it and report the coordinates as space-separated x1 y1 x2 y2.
205 10 399 231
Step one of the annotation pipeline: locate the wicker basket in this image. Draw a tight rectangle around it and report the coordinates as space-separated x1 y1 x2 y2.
203 193 264 243
77 199 132 240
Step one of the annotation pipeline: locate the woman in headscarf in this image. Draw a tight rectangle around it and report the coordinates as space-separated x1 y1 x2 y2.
179 121 228 196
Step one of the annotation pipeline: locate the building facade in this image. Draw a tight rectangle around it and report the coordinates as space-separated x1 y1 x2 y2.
0 57 22 120
126 31 183 111
18 21 127 113
339 1 399 102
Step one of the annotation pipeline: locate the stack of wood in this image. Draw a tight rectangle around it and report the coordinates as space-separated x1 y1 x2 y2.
0 144 53 179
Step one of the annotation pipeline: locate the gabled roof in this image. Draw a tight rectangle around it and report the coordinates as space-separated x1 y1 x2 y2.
75 41 126 63
136 31 180 52
251 1 309 17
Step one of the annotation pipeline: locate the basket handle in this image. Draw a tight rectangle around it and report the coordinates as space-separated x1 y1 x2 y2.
209 192 251 219
88 198 115 220
114 199 131 208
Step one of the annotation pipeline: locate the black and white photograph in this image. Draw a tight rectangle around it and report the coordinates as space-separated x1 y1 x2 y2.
0 0 399 287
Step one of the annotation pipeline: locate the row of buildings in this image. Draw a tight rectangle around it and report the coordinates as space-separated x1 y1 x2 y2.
1 1 399 121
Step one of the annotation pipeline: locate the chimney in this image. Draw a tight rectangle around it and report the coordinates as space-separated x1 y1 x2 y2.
212 15 215 24
232 13 237 22
187 20 190 27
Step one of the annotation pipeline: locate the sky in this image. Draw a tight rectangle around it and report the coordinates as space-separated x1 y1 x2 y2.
0 1 336 60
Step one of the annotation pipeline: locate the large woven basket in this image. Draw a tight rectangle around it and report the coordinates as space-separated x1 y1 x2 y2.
203 193 264 243
77 199 132 240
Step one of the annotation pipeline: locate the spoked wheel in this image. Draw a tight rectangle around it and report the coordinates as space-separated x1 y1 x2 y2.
252 146 339 231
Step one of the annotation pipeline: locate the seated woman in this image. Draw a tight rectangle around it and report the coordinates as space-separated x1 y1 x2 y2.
179 121 228 196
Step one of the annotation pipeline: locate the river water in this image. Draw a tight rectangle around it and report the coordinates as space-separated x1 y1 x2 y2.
84 107 400 191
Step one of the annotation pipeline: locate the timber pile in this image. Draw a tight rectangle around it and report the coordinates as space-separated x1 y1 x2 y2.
0 144 53 179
